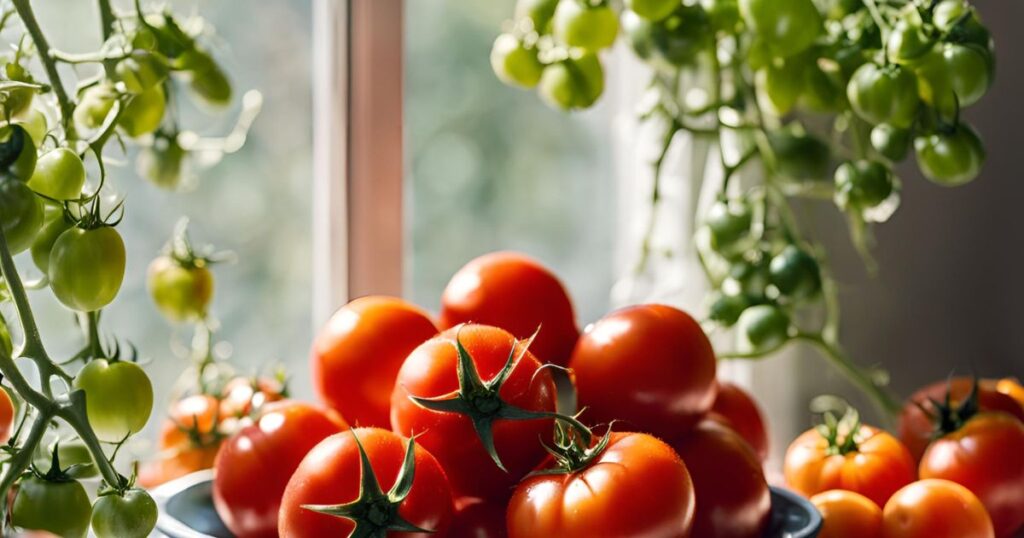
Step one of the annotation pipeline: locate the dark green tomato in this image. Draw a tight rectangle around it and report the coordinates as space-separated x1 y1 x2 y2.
73 84 117 131
739 0 822 58
537 53 604 110
768 129 831 181
12 476 92 538
73 358 153 442
35 440 98 479
736 304 790 354
914 124 985 186
115 51 170 94
553 1 619 52
801 55 846 113
626 0 678 22
886 18 935 65
0 179 43 254
834 159 893 210
49 226 126 312
701 0 741 34
136 134 186 189
651 4 713 67
27 148 86 200
176 49 233 107
914 43 991 115
725 256 772 302
932 0 992 53
119 84 166 138
31 213 71 274
706 198 753 255
847 62 920 128
491 34 544 89
757 58 805 116
147 255 214 322
708 291 754 327
870 123 911 161
769 245 821 299
515 0 559 32
0 124 37 180
92 489 158 538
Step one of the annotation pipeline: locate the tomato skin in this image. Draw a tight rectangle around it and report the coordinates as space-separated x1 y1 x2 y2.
391 324 557 499
914 124 985 186
0 385 14 444
49 226 126 312
279 427 454 538
213 401 347 538
709 381 769 461
834 160 894 211
739 0 822 58
997 378 1024 408
881 479 994 538
919 413 1024 537
784 425 916 507
811 490 882 538
537 54 604 110
313 296 437 428
914 43 991 114
91 489 159 538
673 420 770 538
119 84 166 137
219 376 286 419
552 1 619 52
138 420 221 488
0 178 43 255
73 359 153 442
27 148 86 201
847 63 920 129
147 256 214 322
450 497 507 538
736 304 790 354
13 477 92 538
490 35 544 89
74 84 117 131
440 252 578 367
507 432 695 538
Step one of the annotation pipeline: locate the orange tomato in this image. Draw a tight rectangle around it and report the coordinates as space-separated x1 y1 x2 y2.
811 490 882 538
708 381 769 461
0 386 14 444
219 376 286 419
996 378 1024 408
138 418 221 488
881 479 994 538
168 394 220 436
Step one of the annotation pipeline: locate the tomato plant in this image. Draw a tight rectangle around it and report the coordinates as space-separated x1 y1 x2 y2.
811 490 882 538
12 475 92 538
552 1 619 52
49 226 126 312
91 489 159 538
72 358 153 442
708 381 769 461
881 479 994 538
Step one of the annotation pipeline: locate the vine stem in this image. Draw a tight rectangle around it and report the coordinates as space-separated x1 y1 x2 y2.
0 408 50 529
10 0 75 137
97 0 115 40
794 332 901 419
634 118 680 275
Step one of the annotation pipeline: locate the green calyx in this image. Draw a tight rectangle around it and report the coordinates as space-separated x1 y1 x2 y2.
923 377 981 439
816 408 863 457
532 419 610 476
302 430 432 538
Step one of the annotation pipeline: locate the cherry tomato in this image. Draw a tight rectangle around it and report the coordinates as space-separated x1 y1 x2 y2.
490 35 544 89
0 177 43 254
0 385 13 444
702 0 741 34
709 381 769 461
537 53 603 110
138 418 221 488
514 0 558 32
119 84 165 138
450 497 507 538
552 1 618 52
834 160 894 211
279 428 454 538
847 63 920 129
176 48 233 107
767 128 831 181
49 226 126 312
914 123 985 186
91 489 158 538
27 148 86 201
391 324 557 499
707 291 754 328
871 123 911 162
439 252 579 367
147 255 214 322
770 245 821 299
12 476 92 538
169 394 221 437
934 1 993 56
34 440 97 479
219 375 286 419
919 412 1024 537
115 51 169 94
886 17 934 65
508 431 695 537
881 479 994 538
627 0 677 21
2 63 35 118
136 131 186 189
0 124 37 180
739 0 822 58
736 304 790 354
73 84 117 131
914 43 991 114
623 6 712 69
996 378 1024 408
801 52 846 113
673 420 770 537
14 107 48 145
213 401 347 538
706 197 753 255
72 359 153 443
756 58 804 116
725 254 772 301
811 490 882 538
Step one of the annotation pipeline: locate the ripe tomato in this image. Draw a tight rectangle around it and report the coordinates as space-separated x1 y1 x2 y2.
439 252 579 366
169 393 221 436
147 255 214 322
899 377 1024 461
90 489 159 538
784 418 915 507
450 497 507 538
12 476 92 538
213 401 347 538
27 148 86 201
219 375 286 419
919 412 1024 537
997 378 1024 408
0 385 14 444
73 359 153 442
313 296 437 428
279 428 454 538
811 490 882 538
708 381 769 461
881 479 994 538
673 420 770 538
49 226 126 312
0 177 43 255
507 431 695 537
571 304 717 440
138 422 220 488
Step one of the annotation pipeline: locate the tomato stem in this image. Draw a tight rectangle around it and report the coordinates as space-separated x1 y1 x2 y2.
96 0 115 41
10 0 76 138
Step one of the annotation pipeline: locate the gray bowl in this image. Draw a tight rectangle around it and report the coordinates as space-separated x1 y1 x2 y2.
152 471 822 537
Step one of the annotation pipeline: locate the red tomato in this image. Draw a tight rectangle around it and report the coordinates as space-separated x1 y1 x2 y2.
899 377 1024 461
919 412 1024 537
882 479 994 538
391 324 557 499
811 490 882 538
709 381 769 461
570 304 717 440
997 378 1024 408
213 401 347 538
312 296 438 428
0 386 14 444
784 422 915 507
169 394 221 436
219 376 286 419
450 497 507 538
507 431 694 537
673 419 770 538
439 252 579 366
279 427 454 538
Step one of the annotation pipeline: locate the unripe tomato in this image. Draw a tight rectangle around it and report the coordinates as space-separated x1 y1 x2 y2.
623 5 712 69
91 489 159 538
552 1 619 52
811 490 882 538
736 304 790 354
767 129 831 181
933 1 993 55
769 245 821 299
49 226 126 312
739 0 821 58
706 198 752 255
490 34 544 89
0 124 37 180
538 53 604 110
801 54 846 113
35 440 98 479
834 160 894 211
136 133 186 189
73 359 153 442
0 178 43 254
0 386 13 444
13 476 92 538
119 84 166 137
756 59 805 116
14 107 48 145
701 0 741 34
871 123 910 162
707 291 753 328
31 212 71 275
73 84 117 131
177 49 233 107
914 124 985 186
626 0 677 21
515 0 558 32
881 479 994 538
147 255 214 322
116 51 169 94
27 148 86 200
847 63 920 128
725 256 771 302
886 18 934 65
914 43 990 115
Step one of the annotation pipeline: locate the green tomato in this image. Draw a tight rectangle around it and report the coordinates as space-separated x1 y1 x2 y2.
35 440 98 479
31 212 71 274
622 10 657 60
736 304 790 354
0 125 36 181
739 0 822 58
626 0 677 21
725 256 772 302
177 49 233 107
914 43 990 115
538 53 604 110
834 159 893 211
73 359 153 442
769 245 821 299
626 5 712 69
49 226 126 312
13 107 48 144
147 255 214 322
139 13 194 58
801 55 845 113
757 59 805 116
515 0 559 32
137 134 186 189
708 291 753 327
0 178 43 254
12 476 92 538
73 84 117 131
914 124 985 186
92 489 158 538
768 128 831 181
2 63 35 117
553 1 619 52
701 0 741 33
847 62 920 128
491 34 544 88
886 18 934 65
870 123 911 161
27 148 86 200
115 51 170 94
119 84 166 138
706 198 752 255
932 0 992 53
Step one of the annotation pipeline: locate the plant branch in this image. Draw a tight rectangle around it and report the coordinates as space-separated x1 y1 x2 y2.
57 391 124 489
11 0 76 137
795 332 901 419
0 407 51 525
97 0 116 40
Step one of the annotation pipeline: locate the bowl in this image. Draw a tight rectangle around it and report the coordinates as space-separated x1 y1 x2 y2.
152 470 822 537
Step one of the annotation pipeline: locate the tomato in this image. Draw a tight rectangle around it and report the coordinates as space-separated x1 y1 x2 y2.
136 132 185 189
756 59 804 116
515 0 558 32
739 0 821 58
490 35 544 89
871 123 911 162
784 418 916 507
14 107 48 145
552 1 618 52
811 490 882 538
919 412 1024 537
12 476 92 538
119 84 165 137
219 375 286 419
997 378 1024 408
73 84 117 131
2 63 35 118
914 43 991 114
847 63 920 129
886 14 934 65
725 255 772 301
508 431 695 537
27 148 86 201
673 420 770 537
801 53 846 113
770 245 821 299
73 359 153 442
440 252 579 367
115 51 169 94
736 304 790 354
35 440 97 479
709 381 769 461
0 178 42 254
450 497 507 538
537 53 604 110
176 49 233 107
834 160 894 211
213 401 347 538
934 1 993 56
626 0 676 21
169 394 221 437
391 324 557 499
0 385 13 444
767 128 831 181
707 291 754 327
702 0 741 34
91 489 159 538
571 304 717 440
706 197 752 255
881 479 994 538
0 124 36 180
49 226 126 312
138 418 221 488
914 123 985 186
279 428 454 538
623 5 712 69
147 255 214 322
